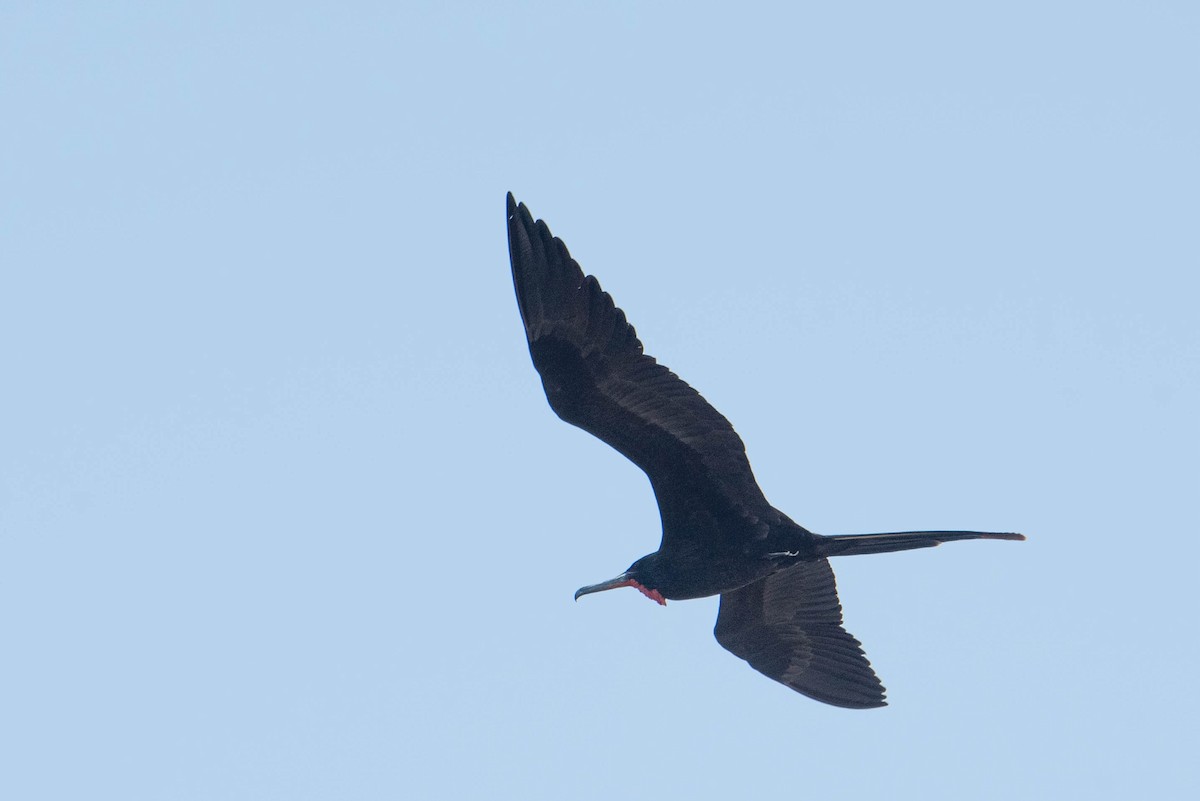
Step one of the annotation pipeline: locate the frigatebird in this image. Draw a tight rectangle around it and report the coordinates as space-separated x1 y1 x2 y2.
506 193 1023 709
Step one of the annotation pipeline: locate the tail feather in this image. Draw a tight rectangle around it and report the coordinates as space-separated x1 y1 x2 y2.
815 530 1025 557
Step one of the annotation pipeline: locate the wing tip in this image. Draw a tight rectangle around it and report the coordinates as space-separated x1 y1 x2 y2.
798 678 888 709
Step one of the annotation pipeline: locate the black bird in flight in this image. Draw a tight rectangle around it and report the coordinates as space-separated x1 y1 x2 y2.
507 193 1024 709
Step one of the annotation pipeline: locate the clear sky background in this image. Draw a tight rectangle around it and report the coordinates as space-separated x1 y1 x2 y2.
2 3 1197 799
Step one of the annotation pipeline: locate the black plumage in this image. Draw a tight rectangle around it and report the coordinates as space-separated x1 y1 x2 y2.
507 193 1023 708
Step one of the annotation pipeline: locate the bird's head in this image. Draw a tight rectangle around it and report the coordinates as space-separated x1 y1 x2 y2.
574 553 667 606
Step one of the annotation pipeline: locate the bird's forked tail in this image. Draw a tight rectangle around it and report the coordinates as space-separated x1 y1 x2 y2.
814 530 1025 557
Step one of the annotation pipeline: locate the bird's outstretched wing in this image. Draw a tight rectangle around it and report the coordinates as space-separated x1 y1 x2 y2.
714 558 887 709
507 193 776 547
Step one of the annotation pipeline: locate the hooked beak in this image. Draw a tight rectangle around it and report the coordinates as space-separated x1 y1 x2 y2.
574 572 666 605
574 572 634 601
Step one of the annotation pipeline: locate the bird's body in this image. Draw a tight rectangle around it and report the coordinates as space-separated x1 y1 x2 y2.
507 193 1023 708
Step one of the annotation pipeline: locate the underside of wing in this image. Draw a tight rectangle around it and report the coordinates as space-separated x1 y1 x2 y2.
714 559 886 709
506 194 774 537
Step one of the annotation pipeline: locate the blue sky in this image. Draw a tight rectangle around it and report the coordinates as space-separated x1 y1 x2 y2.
2 3 1197 799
